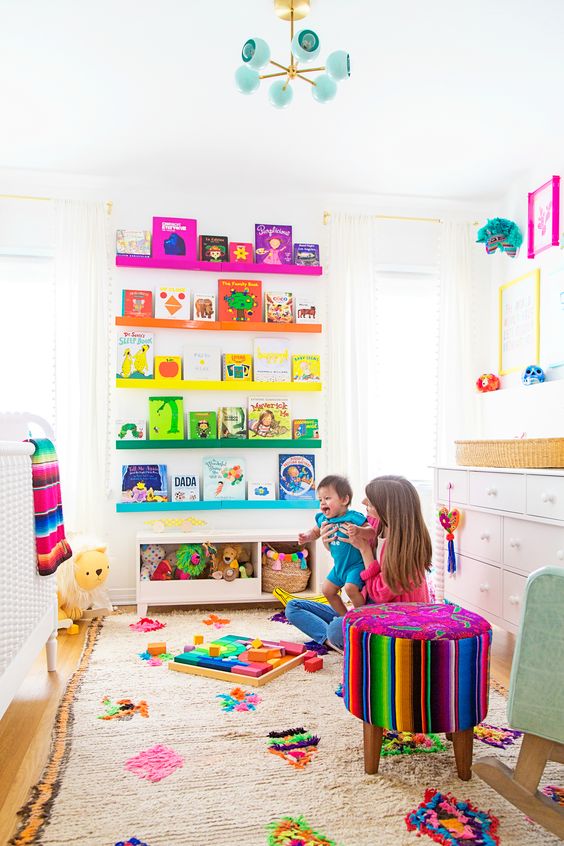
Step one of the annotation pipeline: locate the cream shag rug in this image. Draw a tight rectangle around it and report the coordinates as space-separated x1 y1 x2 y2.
12 609 562 846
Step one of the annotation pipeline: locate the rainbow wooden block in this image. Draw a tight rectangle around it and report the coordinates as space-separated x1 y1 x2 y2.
194 634 204 645
147 641 166 656
169 634 308 687
304 655 323 673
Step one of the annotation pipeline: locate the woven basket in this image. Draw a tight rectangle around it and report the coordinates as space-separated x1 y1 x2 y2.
455 438 564 468
261 542 311 594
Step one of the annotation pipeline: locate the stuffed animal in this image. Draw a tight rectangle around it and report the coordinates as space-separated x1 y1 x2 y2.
151 559 173 580
211 544 253 581
140 544 165 580
57 540 112 622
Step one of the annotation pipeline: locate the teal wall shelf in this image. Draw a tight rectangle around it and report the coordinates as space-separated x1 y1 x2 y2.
116 438 321 450
116 500 319 512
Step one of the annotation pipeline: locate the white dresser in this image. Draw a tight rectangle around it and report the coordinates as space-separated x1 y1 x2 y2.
433 466 564 633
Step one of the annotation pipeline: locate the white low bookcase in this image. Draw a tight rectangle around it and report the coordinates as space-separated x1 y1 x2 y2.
136 530 318 615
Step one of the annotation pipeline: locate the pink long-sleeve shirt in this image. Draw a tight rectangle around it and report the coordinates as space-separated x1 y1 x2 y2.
361 517 430 604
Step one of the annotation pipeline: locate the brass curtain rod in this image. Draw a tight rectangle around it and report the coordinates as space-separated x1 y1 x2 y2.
0 193 113 215
323 211 479 226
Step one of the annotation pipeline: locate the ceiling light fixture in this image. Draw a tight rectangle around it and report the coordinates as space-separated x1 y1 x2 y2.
235 0 350 108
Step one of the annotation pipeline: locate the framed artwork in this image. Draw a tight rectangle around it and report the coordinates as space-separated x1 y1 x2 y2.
541 267 564 369
499 269 540 376
528 175 560 258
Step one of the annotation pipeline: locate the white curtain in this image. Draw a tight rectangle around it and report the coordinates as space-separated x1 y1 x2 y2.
325 214 378 503
54 200 110 535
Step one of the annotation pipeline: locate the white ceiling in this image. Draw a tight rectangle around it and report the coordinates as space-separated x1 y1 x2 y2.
2 0 563 200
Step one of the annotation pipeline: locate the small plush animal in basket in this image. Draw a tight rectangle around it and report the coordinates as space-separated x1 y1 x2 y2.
56 539 113 622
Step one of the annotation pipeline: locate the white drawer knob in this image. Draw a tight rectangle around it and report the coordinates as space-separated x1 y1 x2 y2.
541 492 554 503
479 583 490 592
509 538 521 549
557 550 564 561
486 487 497 496
480 532 490 541
508 594 520 605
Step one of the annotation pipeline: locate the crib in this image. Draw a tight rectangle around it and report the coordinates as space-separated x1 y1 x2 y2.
0 418 59 721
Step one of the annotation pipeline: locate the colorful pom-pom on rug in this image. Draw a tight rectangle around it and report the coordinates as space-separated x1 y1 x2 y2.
267 727 320 769
217 687 261 712
542 785 564 805
269 610 290 624
474 722 522 748
129 617 165 632
202 613 230 628
124 744 184 783
97 696 149 720
114 839 150 846
266 815 337 845
406 789 500 845
381 729 446 756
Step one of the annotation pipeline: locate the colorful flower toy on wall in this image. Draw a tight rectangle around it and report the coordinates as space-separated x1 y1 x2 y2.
476 373 500 393
476 217 523 257
521 365 545 385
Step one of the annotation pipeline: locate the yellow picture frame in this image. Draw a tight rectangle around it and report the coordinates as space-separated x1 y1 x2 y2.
499 269 540 376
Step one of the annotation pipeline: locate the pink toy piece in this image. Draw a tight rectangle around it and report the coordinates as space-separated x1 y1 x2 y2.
302 650 318 660
236 662 271 678
304 656 323 673
148 657 163 666
183 644 195 652
280 641 306 656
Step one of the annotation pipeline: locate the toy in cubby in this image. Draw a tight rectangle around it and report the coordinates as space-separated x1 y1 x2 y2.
209 543 254 581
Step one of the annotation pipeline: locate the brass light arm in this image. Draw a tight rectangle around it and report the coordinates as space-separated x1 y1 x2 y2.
296 73 316 85
260 71 288 79
270 59 290 72
293 66 326 73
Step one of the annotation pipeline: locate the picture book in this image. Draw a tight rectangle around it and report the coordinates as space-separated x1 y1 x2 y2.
116 419 146 441
218 279 262 322
171 472 200 503
183 345 221 381
265 292 294 324
294 243 320 266
199 235 228 263
223 353 253 381
155 356 182 382
152 217 197 262
292 418 320 439
189 411 217 439
247 480 276 501
116 230 151 257
116 331 153 380
149 396 185 440
255 224 292 265
193 294 216 321
154 285 189 320
122 289 153 318
291 354 321 382
218 407 246 439
122 464 168 503
278 454 316 500
248 397 290 439
202 456 246 501
229 242 254 263
253 338 291 382
296 299 317 322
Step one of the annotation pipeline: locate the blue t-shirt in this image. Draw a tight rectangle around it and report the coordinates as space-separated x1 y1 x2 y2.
315 509 367 573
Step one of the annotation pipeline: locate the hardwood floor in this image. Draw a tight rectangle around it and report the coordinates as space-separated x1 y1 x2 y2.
0 619 516 843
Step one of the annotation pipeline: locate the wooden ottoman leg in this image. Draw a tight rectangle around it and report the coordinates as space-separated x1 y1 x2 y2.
363 723 383 774
451 727 474 780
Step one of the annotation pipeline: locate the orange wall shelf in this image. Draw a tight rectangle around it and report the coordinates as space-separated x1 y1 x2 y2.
115 316 321 333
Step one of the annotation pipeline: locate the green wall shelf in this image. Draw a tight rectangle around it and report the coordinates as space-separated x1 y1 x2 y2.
116 500 319 512
116 438 321 450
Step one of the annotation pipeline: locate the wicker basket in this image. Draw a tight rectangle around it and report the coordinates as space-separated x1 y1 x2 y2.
261 542 311 594
455 438 564 468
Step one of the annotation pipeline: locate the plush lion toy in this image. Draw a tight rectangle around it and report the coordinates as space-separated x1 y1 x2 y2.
57 539 112 622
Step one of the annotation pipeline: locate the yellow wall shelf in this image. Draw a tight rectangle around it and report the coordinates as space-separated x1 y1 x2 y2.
116 379 322 392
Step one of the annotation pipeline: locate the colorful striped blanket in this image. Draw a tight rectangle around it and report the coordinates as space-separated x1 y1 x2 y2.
26 438 73 576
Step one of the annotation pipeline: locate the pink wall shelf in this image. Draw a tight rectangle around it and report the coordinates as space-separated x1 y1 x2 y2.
116 255 322 276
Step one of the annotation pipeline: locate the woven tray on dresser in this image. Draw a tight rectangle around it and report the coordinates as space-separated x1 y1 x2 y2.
455 438 564 468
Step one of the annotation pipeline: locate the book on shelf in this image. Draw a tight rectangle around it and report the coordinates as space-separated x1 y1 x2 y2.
199 235 228 263
293 243 320 266
218 279 262 322
248 397 291 439
218 407 246 439
223 353 253 381
183 345 221 381
171 472 200 503
116 330 154 380
122 464 168 502
229 242 254 263
116 419 146 441
296 299 317 322
148 396 185 440
292 418 319 439
152 217 197 262
189 411 217 439
291 354 321 382
265 291 294 324
255 224 292 265
202 456 246 500
193 294 216 321
253 338 291 382
122 289 153 318
116 230 151 257
247 480 276 501
154 285 189 320
279 454 316 500
155 356 182 382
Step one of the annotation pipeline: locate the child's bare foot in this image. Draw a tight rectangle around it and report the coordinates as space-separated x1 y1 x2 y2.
325 638 344 655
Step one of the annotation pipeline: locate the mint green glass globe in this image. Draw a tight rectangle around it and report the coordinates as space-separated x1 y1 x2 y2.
235 64 260 94
269 79 294 108
291 29 320 63
241 37 271 70
312 73 337 103
326 50 350 81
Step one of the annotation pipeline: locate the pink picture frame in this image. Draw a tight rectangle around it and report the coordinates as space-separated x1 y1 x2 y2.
527 175 560 258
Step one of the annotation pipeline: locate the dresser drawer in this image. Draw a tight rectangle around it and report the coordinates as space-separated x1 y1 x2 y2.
445 554 501 618
437 469 468 504
526 475 564 521
502 570 527 627
457 509 501 563
502 517 564 574
469 471 525 513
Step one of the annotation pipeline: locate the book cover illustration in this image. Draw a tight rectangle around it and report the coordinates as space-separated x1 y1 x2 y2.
122 464 168 503
116 331 153 380
265 292 294 324
193 294 216 321
279 454 316 500
229 242 254 263
218 279 262 322
122 289 153 318
152 217 197 262
296 299 317 322
183 345 221 381
293 243 320 266
253 338 291 382
255 224 292 265
116 419 146 441
171 472 200 503
155 356 182 382
248 397 290 439
248 480 276 501
218 407 246 439
203 456 246 500
199 235 228 262
155 286 189 320
223 353 253 381
189 411 217 439
116 230 151 257
149 396 185 440
293 418 319 439
291 354 321 382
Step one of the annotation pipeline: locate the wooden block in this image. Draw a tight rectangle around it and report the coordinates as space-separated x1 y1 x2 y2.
169 650 307 686
194 634 204 645
248 648 269 662
236 662 271 677
238 651 249 662
251 638 263 648
267 657 284 668
280 640 306 656
209 645 221 657
147 642 166 656
303 650 318 660
183 644 195 652
304 656 323 672
266 648 283 660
